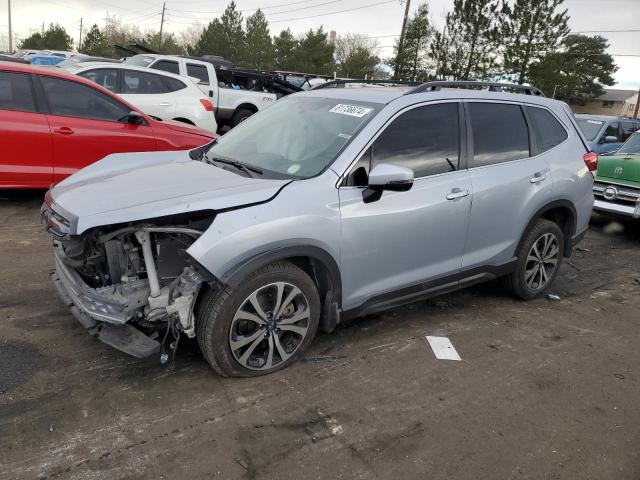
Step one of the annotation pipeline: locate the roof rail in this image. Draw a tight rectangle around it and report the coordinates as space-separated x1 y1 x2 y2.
312 79 422 90
405 81 545 97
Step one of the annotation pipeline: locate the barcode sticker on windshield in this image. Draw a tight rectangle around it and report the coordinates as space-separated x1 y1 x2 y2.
330 104 373 118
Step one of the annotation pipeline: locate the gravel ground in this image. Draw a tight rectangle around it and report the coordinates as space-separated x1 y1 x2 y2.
1 190 639 480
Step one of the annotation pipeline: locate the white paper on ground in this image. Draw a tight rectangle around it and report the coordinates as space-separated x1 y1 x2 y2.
425 336 461 361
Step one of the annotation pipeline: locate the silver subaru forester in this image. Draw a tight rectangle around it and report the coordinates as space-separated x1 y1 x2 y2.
43 81 594 376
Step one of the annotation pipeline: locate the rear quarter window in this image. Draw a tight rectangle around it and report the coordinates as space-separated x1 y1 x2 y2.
527 106 568 153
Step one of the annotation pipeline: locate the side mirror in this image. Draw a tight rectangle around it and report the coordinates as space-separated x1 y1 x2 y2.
604 135 618 144
363 163 414 203
124 111 147 126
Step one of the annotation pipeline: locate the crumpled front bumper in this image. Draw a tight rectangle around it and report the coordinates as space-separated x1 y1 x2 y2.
51 247 161 358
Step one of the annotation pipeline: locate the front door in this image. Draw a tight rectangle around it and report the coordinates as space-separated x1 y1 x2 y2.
338 102 471 310
38 75 158 182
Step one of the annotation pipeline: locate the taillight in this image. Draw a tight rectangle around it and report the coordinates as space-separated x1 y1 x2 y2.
583 151 598 172
200 99 213 112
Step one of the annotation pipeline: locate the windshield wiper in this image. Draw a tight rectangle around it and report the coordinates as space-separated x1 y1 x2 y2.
205 155 263 177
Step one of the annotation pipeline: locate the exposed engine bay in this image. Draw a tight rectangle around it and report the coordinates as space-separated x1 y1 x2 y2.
50 211 215 360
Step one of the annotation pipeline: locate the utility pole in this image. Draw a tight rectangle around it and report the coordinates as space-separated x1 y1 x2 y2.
7 0 12 53
78 17 83 52
634 88 640 119
393 0 411 80
159 2 166 48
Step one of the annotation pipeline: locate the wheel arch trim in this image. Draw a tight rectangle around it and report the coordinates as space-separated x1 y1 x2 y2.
219 244 343 306
516 199 578 258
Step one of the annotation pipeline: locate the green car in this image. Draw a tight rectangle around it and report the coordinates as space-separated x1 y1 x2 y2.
593 131 640 219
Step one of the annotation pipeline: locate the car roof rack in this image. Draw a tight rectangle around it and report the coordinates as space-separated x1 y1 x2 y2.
405 81 545 97
312 79 422 89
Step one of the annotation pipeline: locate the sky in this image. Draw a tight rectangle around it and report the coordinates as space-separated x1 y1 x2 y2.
2 0 639 90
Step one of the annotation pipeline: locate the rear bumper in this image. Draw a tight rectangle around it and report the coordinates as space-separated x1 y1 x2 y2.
593 199 640 219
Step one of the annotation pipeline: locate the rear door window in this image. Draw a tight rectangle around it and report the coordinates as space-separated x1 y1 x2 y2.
527 106 568 153
370 102 460 178
0 71 37 113
469 102 529 167
122 70 165 94
78 69 119 93
186 63 209 85
151 60 180 75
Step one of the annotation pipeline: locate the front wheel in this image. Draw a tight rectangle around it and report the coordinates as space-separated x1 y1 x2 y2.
196 261 320 377
505 219 564 300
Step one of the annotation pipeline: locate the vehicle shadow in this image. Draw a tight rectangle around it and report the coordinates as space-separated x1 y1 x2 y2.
0 189 46 206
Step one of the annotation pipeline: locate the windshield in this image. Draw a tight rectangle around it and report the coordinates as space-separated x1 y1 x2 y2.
617 133 640 155
123 55 155 67
577 118 604 141
206 96 381 179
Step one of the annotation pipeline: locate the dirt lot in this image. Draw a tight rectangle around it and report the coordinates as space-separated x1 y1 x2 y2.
1 190 639 480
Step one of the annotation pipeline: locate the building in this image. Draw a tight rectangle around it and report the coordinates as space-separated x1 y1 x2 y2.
571 89 635 116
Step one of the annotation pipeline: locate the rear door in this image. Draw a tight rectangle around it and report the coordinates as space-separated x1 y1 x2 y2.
38 75 158 182
0 70 53 188
120 69 177 120
462 101 553 270
339 102 472 309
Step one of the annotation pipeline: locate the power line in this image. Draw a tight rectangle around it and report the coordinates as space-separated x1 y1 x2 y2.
166 0 342 20
168 0 319 15
267 0 397 23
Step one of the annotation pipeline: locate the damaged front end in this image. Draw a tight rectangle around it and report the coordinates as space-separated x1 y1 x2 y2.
45 208 215 359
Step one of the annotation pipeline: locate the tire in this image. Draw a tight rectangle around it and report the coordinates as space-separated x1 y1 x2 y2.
196 261 320 377
505 219 564 300
230 108 254 127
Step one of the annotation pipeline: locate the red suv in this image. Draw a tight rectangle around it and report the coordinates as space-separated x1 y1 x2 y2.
0 62 214 188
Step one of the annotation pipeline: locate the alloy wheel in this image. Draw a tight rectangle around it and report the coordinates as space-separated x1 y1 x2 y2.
229 282 311 371
525 232 560 291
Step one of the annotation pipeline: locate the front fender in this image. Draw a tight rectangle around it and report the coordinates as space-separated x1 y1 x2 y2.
186 172 341 288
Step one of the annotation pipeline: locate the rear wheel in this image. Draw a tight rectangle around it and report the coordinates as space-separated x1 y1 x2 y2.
505 219 564 300
197 261 320 377
230 108 254 127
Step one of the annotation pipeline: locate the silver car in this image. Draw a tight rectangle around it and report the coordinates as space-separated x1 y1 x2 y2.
43 81 594 376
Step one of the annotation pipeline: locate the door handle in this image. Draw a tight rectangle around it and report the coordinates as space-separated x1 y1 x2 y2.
53 126 74 135
446 188 470 200
530 172 547 184
158 102 171 106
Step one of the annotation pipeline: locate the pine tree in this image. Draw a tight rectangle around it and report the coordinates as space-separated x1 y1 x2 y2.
191 1 244 62
241 9 274 69
19 23 73 51
273 29 298 71
80 24 111 57
433 0 498 80
529 34 617 103
499 0 570 84
389 3 432 80
290 27 334 74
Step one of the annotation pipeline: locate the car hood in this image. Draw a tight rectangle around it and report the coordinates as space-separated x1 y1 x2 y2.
596 153 640 187
48 150 291 234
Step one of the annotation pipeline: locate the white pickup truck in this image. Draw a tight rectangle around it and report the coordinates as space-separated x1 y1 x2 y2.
124 54 277 127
